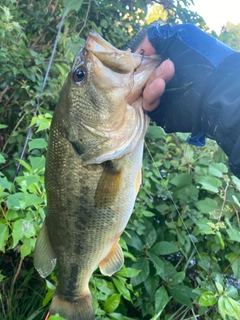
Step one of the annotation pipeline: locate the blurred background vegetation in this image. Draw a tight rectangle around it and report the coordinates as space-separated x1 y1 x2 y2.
1 0 240 319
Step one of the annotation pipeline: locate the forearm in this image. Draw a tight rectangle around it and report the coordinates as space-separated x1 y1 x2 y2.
144 23 240 178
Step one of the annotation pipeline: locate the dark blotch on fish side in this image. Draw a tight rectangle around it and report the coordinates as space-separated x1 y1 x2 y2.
65 264 80 300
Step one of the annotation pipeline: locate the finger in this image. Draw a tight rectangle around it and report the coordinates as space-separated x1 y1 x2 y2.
146 59 174 87
143 60 175 112
135 36 156 55
143 77 166 111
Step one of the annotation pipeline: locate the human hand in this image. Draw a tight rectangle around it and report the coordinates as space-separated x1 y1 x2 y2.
134 23 229 135
135 37 175 112
133 23 240 179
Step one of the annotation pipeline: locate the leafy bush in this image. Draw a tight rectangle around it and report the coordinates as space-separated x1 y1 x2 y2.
1 1 240 319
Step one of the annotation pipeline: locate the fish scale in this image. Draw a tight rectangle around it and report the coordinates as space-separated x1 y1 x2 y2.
34 30 161 320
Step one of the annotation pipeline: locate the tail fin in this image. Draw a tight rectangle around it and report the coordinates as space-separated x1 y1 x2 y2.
49 291 94 320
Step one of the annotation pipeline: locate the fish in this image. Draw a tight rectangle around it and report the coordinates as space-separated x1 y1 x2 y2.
34 30 161 320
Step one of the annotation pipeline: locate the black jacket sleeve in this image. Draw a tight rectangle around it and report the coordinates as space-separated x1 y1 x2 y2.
145 24 240 178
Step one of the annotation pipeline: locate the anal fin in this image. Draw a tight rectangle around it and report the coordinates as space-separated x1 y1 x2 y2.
34 221 57 278
99 242 124 276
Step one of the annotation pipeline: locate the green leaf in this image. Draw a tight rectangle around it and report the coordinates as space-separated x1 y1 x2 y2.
195 198 218 214
224 296 240 317
144 273 160 300
28 138 47 151
123 251 137 261
147 252 164 275
215 281 223 294
0 224 9 251
226 228 240 242
154 286 169 318
155 259 177 282
66 0 84 14
196 217 213 235
113 278 131 302
0 177 12 191
218 296 227 320
0 124 8 129
169 285 195 307
0 154 6 164
42 288 54 307
199 291 217 306
170 173 192 188
146 125 165 140
169 271 185 286
0 272 6 283
151 241 178 255
216 231 225 248
12 219 35 248
226 285 238 299
17 159 32 172
208 162 228 177
145 226 157 249
195 175 222 193
18 175 39 188
100 19 108 28
116 267 140 278
109 313 135 320
104 294 121 313
20 243 32 257
131 257 150 286
7 193 24 210
48 315 66 320
29 156 45 171
232 257 240 279
123 230 143 252
232 195 240 208
22 194 44 209
142 210 155 217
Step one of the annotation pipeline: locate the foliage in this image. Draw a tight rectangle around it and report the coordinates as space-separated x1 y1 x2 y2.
219 22 240 51
1 1 240 320
145 3 169 25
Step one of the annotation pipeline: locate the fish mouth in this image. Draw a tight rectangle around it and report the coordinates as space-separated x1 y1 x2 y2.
86 30 142 74
86 30 161 106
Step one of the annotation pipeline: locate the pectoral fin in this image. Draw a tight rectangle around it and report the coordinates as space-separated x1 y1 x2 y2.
99 242 124 276
34 221 57 278
134 167 142 197
94 161 122 209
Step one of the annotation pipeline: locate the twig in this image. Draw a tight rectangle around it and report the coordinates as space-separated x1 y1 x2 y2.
9 257 24 309
223 255 240 274
31 28 48 49
2 113 26 153
78 0 92 36
3 89 17 109
52 0 61 15
218 181 229 222
0 86 10 103
0 285 7 319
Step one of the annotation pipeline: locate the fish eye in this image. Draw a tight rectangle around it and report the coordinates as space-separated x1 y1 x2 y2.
73 67 87 83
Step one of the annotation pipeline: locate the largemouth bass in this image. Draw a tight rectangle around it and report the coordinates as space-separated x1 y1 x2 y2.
34 30 161 320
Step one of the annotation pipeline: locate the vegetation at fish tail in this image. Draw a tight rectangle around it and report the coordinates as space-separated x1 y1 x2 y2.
1 0 240 319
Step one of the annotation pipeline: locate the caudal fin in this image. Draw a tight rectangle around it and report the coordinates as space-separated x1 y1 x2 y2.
49 291 94 320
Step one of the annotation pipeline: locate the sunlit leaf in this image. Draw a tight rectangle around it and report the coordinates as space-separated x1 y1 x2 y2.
199 291 217 306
